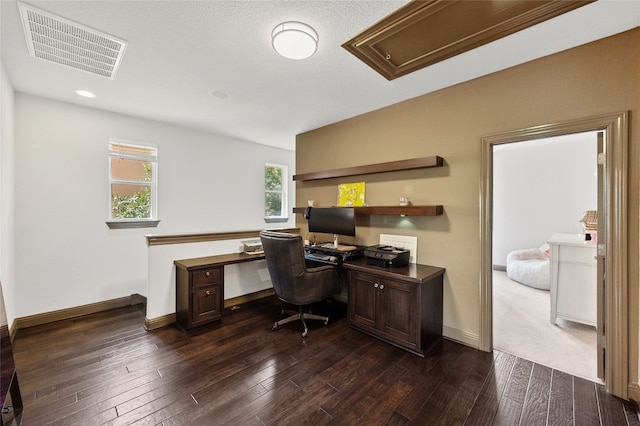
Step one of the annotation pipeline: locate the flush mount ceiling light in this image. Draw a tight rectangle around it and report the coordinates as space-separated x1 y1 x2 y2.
271 21 318 60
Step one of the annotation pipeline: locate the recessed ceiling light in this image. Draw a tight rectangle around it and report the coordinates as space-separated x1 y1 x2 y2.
210 90 230 99
76 90 96 98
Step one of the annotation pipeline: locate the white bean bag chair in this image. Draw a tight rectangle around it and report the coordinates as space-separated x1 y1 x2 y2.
506 245 550 290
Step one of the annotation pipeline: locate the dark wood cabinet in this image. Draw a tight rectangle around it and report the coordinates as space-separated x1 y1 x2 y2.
174 252 270 332
175 263 224 331
1 333 22 426
1 284 23 426
344 259 444 357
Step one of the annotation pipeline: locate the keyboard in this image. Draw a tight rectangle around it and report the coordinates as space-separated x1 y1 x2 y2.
304 244 365 266
305 252 339 264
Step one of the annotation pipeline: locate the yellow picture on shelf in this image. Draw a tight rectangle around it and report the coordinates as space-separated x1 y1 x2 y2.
337 182 365 207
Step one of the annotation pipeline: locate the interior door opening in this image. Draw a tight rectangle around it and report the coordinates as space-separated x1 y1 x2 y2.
491 132 600 382
479 112 628 399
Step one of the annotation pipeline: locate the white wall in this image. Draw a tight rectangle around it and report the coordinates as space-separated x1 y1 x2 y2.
14 94 295 318
0 62 16 327
492 132 598 265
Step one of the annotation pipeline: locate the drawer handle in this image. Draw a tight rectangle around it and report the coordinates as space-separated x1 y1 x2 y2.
205 271 211 277
205 290 211 296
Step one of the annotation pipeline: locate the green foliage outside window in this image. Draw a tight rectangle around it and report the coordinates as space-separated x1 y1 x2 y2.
112 162 152 219
265 165 282 190
112 187 151 218
265 192 282 217
265 165 284 217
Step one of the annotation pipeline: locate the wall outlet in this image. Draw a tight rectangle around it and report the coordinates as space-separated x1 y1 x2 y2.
379 234 418 264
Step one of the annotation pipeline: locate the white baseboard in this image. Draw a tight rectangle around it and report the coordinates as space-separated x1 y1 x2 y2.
628 383 640 402
443 325 481 350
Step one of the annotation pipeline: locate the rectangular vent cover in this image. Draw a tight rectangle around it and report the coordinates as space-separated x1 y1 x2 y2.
18 2 127 79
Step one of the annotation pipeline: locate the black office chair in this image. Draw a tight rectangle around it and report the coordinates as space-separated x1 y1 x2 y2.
259 230 341 337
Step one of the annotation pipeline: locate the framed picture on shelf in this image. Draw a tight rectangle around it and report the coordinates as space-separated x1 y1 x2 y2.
337 182 365 207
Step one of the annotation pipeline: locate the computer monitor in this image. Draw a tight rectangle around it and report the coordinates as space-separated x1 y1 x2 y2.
306 207 355 248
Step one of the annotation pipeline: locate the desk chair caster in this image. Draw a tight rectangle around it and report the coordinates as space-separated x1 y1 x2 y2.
271 307 329 338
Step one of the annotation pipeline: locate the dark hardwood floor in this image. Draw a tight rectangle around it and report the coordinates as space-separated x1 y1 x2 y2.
10 296 640 425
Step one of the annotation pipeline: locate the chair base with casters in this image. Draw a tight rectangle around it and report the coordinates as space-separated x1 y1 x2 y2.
272 305 329 338
259 230 342 339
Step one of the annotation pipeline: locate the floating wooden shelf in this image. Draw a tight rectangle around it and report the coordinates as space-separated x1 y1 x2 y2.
293 205 443 216
293 156 443 182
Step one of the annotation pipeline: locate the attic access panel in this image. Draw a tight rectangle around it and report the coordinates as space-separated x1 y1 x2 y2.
342 0 595 81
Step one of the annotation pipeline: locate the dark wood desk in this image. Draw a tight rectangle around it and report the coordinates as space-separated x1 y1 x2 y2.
342 258 445 357
174 253 445 357
174 253 265 331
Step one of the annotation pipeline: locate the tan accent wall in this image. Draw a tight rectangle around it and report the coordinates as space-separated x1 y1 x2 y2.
296 29 639 381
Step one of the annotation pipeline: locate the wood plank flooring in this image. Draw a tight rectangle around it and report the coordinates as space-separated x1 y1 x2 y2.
10 296 640 425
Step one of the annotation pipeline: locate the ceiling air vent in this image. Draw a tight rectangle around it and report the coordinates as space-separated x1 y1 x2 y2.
18 2 127 79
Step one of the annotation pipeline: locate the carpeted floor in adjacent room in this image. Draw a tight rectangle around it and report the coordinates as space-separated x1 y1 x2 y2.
493 270 599 382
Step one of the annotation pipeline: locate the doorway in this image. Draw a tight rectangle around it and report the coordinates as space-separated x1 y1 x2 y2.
478 112 629 399
491 132 599 381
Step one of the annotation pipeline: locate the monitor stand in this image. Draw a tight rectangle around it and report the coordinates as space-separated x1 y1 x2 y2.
318 235 354 251
332 235 356 251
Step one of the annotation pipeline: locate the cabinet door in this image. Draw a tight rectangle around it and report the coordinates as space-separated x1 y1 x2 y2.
191 284 222 325
349 271 378 330
379 278 418 347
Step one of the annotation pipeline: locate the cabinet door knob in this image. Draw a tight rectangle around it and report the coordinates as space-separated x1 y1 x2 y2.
205 290 211 296
374 283 379 288
205 271 211 277
379 284 384 290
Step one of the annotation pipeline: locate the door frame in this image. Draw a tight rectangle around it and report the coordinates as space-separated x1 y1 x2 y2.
479 112 628 399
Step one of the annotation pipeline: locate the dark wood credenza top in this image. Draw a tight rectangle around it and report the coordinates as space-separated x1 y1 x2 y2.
342 258 445 284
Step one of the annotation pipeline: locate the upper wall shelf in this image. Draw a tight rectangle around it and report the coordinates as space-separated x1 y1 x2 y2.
293 156 443 182
292 205 443 216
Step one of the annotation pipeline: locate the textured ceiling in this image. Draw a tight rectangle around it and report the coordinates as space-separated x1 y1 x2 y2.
1 1 638 151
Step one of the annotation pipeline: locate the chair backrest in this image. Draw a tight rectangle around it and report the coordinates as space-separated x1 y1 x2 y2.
259 230 307 303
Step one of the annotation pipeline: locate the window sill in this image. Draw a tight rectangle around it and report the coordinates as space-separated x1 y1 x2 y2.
264 217 289 224
106 220 160 229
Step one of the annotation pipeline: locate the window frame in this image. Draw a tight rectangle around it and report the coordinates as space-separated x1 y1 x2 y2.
264 163 288 222
106 138 159 229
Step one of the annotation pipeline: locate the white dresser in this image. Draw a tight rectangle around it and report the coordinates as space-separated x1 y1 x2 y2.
548 233 597 327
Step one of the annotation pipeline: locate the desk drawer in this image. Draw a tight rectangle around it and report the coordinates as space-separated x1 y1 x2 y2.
191 284 222 325
191 267 223 288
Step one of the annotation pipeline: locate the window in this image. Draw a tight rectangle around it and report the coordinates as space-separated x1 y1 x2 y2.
107 139 159 229
264 163 288 221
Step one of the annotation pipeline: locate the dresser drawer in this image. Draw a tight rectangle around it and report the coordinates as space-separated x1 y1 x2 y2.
556 245 596 264
191 267 223 288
